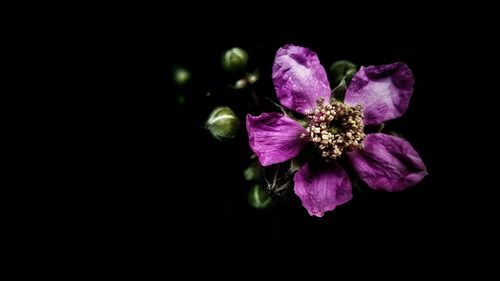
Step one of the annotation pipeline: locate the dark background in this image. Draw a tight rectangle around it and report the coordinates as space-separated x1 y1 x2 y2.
113 19 466 246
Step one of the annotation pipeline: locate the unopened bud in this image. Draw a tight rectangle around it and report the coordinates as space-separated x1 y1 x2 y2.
330 60 357 85
248 184 272 209
233 79 248 89
205 106 240 140
173 67 190 85
331 79 347 101
222 47 248 72
244 160 261 181
246 71 259 84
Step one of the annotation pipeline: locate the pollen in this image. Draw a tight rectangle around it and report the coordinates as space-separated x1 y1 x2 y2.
304 98 365 160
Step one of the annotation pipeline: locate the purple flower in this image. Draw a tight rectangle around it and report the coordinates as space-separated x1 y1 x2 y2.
246 44 427 217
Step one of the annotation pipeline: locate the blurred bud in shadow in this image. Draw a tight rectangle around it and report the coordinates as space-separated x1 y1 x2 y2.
233 78 248 89
222 47 248 72
248 184 272 209
244 160 262 181
173 67 191 86
231 71 260 89
246 71 259 85
205 106 240 140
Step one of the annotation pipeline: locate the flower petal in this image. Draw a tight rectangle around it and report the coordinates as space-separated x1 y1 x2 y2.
246 112 307 166
344 62 414 125
272 44 331 114
294 161 352 217
347 133 427 192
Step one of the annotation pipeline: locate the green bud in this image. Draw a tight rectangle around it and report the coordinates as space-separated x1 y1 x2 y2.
173 67 190 85
244 161 261 181
222 47 249 72
233 78 248 89
329 60 357 85
331 79 347 101
344 68 357 83
246 71 259 85
248 184 272 209
205 106 240 140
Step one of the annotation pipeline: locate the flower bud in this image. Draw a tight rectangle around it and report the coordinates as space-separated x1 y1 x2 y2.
244 160 261 181
222 47 248 72
329 60 357 85
248 184 272 209
246 71 259 85
205 106 240 140
233 78 248 89
331 79 347 101
173 67 190 85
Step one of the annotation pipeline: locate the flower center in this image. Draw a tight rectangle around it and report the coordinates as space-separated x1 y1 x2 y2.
302 98 365 160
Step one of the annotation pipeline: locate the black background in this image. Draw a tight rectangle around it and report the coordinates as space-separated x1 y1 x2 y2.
110 17 469 246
